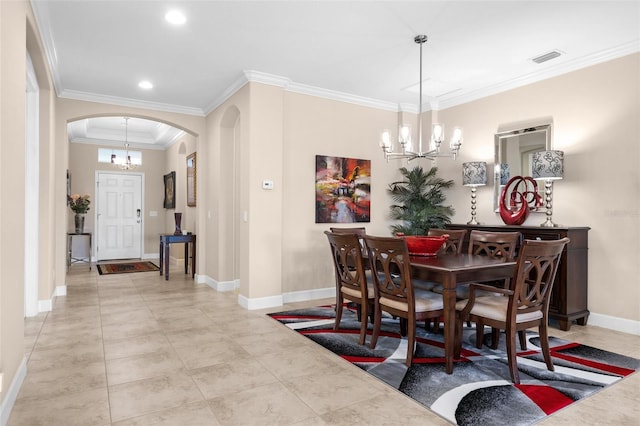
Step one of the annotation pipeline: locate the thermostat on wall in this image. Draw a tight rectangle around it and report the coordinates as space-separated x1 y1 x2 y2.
262 180 274 190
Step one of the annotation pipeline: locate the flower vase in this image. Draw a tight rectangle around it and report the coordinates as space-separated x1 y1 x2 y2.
174 212 182 235
75 214 85 233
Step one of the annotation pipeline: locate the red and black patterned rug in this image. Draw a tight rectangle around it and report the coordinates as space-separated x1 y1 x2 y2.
268 304 638 426
96 261 159 275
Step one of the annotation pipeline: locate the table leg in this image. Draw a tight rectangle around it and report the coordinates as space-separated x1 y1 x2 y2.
159 241 164 276
67 235 71 271
442 273 456 374
164 243 170 280
184 242 189 275
191 240 196 279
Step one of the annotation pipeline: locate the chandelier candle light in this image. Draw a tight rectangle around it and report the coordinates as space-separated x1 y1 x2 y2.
111 117 137 170
462 162 487 225
532 150 564 227
380 35 462 162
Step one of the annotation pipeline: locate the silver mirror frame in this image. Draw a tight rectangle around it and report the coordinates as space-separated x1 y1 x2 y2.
494 123 552 212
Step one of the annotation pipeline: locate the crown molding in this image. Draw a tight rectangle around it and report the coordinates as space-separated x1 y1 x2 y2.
59 89 206 116
285 80 399 112
30 0 63 97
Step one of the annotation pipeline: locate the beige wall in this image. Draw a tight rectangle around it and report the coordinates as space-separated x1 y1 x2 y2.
1 0 27 409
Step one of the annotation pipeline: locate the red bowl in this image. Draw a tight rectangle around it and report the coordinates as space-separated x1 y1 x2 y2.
404 235 449 256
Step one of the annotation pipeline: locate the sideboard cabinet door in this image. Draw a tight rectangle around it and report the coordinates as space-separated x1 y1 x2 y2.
445 224 590 331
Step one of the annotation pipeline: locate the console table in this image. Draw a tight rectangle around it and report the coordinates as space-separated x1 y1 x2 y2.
67 232 92 270
159 233 196 281
445 224 590 331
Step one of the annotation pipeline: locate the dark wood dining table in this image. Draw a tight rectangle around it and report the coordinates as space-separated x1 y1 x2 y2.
409 253 517 374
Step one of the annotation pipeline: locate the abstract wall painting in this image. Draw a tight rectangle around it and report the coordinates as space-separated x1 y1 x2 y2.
315 155 371 223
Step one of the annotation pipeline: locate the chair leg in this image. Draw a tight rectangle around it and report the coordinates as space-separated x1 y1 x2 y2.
358 302 367 346
518 330 527 350
475 319 484 349
369 303 382 349
491 327 500 349
355 304 363 322
431 317 440 333
406 319 415 367
334 293 344 331
505 324 520 384
399 318 408 336
538 322 555 372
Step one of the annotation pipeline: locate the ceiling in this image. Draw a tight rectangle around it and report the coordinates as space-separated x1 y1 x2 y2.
31 1 640 148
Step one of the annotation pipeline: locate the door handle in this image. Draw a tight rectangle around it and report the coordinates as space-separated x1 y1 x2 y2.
137 209 141 223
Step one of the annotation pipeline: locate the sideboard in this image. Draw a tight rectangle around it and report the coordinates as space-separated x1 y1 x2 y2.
445 224 590 331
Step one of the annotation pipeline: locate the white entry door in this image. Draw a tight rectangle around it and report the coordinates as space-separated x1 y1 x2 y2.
97 172 143 260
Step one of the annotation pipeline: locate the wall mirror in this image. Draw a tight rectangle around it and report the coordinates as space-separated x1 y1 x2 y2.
494 123 552 212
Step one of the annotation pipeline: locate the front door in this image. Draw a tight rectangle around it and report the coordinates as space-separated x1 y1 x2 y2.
96 172 143 260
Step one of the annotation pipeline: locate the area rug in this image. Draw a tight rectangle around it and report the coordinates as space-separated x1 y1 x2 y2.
96 261 159 275
268 305 639 426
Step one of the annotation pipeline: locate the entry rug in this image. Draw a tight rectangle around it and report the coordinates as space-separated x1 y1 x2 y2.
268 305 639 426
97 261 159 275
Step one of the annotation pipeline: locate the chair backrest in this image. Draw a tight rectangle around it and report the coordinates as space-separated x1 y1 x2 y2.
468 230 520 260
428 228 467 254
324 231 368 298
363 235 415 311
329 227 366 237
509 238 570 318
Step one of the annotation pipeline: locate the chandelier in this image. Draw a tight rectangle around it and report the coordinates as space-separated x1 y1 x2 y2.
380 35 462 162
111 117 137 170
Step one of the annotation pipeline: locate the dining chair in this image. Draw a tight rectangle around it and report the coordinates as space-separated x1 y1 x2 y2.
454 237 570 384
324 231 374 345
363 235 444 366
329 227 366 236
428 228 467 255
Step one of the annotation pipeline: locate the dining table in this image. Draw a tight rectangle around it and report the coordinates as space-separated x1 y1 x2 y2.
409 253 517 374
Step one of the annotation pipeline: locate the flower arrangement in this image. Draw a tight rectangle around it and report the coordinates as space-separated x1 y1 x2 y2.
68 194 91 214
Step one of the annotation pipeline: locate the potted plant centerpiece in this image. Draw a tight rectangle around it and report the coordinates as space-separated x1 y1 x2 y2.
68 194 91 233
388 166 455 255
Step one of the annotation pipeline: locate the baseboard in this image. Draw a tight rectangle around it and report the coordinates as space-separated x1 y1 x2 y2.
236 286 335 310
142 253 158 260
283 287 335 303
198 275 237 292
37 286 66 314
588 312 640 336
0 356 27 426
238 293 284 310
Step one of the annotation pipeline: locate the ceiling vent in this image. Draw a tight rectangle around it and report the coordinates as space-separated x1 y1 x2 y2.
532 50 562 64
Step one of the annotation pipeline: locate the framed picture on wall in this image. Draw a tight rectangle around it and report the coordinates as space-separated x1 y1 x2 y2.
164 171 176 209
186 152 197 207
315 155 371 223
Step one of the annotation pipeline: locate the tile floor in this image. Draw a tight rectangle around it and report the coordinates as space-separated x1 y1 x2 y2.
8 262 640 425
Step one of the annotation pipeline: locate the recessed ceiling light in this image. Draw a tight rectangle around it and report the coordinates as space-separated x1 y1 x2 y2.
138 80 153 89
165 10 186 25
